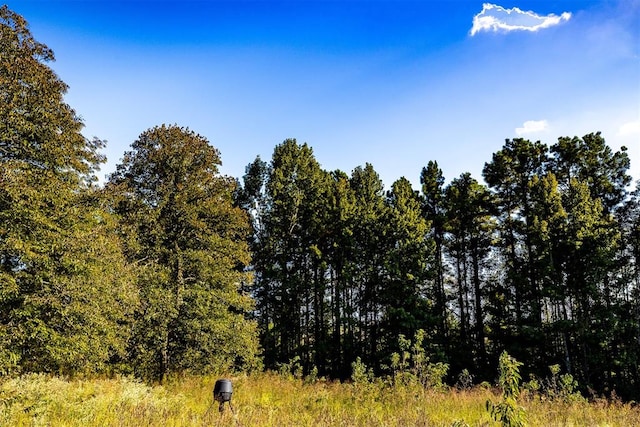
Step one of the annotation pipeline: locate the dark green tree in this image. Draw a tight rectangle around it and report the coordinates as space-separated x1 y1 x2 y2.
550 133 631 213
323 169 358 377
420 161 449 352
525 172 568 371
614 182 640 396
382 177 434 359
444 173 495 374
549 134 632 392
482 138 549 364
244 139 331 372
557 178 620 388
108 125 259 381
349 164 390 368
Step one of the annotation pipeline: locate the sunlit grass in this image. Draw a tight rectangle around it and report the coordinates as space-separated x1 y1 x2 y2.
1 372 639 426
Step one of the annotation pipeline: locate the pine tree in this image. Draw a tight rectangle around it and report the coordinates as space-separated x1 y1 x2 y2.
382 177 433 358
349 164 389 368
420 161 449 352
482 138 549 363
444 173 495 374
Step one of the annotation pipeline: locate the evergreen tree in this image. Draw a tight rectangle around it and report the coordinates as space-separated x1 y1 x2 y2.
444 173 495 374
555 179 619 388
549 134 632 391
349 164 389 368
482 138 549 363
382 177 434 358
420 161 449 352
526 172 568 371
324 170 358 377
245 139 331 372
614 182 640 396
551 133 631 213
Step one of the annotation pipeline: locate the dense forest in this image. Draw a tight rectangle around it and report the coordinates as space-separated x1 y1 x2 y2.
2 5 639 400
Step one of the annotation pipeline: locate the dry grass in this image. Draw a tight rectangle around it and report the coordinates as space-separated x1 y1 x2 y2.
1 372 639 426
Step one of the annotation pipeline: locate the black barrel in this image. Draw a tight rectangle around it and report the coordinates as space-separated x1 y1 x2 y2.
213 379 233 403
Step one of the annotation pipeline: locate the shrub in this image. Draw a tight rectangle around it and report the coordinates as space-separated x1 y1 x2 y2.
350 357 373 385
486 351 527 427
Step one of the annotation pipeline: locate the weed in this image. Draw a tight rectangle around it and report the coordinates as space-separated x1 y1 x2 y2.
486 351 527 427
1 368 639 426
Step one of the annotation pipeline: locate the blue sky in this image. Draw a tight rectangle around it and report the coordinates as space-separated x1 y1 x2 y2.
10 0 640 188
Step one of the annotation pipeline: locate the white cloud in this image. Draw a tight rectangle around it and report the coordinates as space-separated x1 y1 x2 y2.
618 121 640 182
515 120 549 135
470 3 571 36
618 119 640 136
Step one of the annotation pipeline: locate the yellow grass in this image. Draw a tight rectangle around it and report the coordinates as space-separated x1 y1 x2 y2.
1 372 639 426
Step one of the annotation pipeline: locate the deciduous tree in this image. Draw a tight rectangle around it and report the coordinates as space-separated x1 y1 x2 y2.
0 6 136 375
108 125 259 381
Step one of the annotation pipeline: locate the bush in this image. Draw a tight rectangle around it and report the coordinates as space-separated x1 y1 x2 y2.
486 351 527 427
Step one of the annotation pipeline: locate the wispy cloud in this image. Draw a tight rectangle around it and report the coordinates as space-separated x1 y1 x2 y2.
515 120 548 135
618 119 640 136
471 3 571 36
618 120 640 182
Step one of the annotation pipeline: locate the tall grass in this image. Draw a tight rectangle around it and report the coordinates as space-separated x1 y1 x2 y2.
1 372 639 426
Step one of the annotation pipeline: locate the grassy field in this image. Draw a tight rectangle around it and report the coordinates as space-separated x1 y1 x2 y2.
1 372 639 426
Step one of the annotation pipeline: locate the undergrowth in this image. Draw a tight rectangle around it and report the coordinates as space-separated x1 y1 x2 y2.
1 342 639 427
1 370 639 426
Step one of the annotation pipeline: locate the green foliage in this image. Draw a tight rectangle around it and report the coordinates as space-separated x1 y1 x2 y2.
388 330 449 390
277 356 304 380
2 374 639 426
304 366 320 384
523 374 541 395
350 357 374 385
108 125 260 381
486 351 527 427
2 4 640 400
544 364 583 402
0 6 105 183
0 5 136 376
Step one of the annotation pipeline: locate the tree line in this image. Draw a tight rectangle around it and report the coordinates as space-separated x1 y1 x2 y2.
0 6 259 382
237 136 640 399
2 6 639 399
